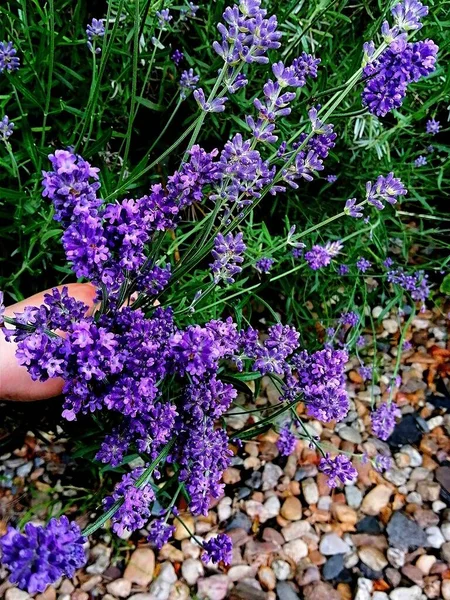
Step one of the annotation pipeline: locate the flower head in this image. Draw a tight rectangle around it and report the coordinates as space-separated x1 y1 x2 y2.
0 115 14 141
366 172 407 209
86 18 105 54
414 155 427 167
344 198 364 218
202 534 233 565
319 454 358 488
304 240 343 270
0 41 20 73
277 425 297 456
255 257 274 274
171 49 184 65
426 118 440 134
193 88 228 113
0 517 86 593
371 402 401 440
356 257 372 273
210 232 246 283
391 0 429 32
180 68 200 99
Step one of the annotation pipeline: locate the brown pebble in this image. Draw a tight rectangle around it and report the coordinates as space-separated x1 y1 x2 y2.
337 582 352 600
280 497 302 521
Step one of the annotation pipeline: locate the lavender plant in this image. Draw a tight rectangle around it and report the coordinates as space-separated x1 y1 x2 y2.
0 0 447 593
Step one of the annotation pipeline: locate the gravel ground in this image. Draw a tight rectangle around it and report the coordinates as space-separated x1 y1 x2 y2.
1 303 449 600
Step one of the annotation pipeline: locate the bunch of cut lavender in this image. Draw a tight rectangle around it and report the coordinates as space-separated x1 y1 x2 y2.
0 0 439 593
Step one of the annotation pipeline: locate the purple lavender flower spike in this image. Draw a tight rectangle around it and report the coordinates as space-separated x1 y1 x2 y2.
414 155 427 167
0 41 20 73
171 49 184 65
371 401 401 440
362 34 438 117
359 365 373 381
255 257 274 274
291 346 349 422
147 519 175 549
391 0 429 31
304 240 343 270
327 174 338 183
0 115 14 141
213 1 281 66
193 88 228 113
340 312 359 327
86 18 105 54
156 8 172 26
387 267 430 302
426 118 440 134
277 425 297 456
366 172 407 209
373 454 393 472
210 232 246 283
202 534 233 565
356 257 372 273
0 517 86 593
344 198 364 218
103 467 155 537
180 68 200 99
319 454 358 488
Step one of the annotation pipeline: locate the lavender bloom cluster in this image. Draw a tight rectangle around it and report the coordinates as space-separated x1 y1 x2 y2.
0 41 20 73
86 18 105 54
362 1 438 117
0 115 14 141
387 266 430 304
0 517 86 593
304 240 343 270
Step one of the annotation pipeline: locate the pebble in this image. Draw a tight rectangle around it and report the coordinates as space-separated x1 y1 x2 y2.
338 426 362 444
427 415 444 430
197 575 229 600
303 581 341 600
387 547 405 568
264 495 281 519
227 512 252 533
262 463 283 491
174 514 194 541
426 525 445 548
389 586 423 600
358 547 388 571
106 579 132 598
258 566 276 591
181 558 204 585
442 522 450 541
169 582 190 600
124 548 155 586
417 481 441 502
332 503 357 525
386 512 428 549
217 497 232 522
361 485 392 516
283 539 308 563
86 544 111 574
302 478 319 505
16 462 33 478
228 565 255 581
319 533 351 556
271 559 291 581
80 575 102 592
401 564 423 585
354 578 372 600
442 580 450 600
280 497 302 521
383 319 399 334
246 500 269 523
345 486 363 509
384 467 409 487
5 591 31 600
440 541 450 563
275 582 300 600
281 520 311 542
322 554 345 580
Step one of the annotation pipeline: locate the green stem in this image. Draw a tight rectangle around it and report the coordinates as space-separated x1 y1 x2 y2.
40 0 55 150
119 0 141 181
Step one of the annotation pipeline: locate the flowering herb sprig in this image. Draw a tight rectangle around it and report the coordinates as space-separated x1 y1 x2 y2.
0 0 441 594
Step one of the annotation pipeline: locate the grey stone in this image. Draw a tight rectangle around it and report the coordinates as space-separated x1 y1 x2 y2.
319 533 351 556
275 582 300 600
226 512 252 533
322 554 345 580
386 512 428 550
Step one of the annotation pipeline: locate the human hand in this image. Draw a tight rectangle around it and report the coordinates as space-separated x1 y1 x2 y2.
0 283 96 401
